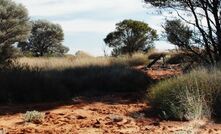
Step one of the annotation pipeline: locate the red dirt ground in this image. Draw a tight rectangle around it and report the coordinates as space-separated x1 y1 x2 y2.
0 66 221 134
135 64 183 80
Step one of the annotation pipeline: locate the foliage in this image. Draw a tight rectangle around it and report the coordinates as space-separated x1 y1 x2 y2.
148 68 221 120
18 20 69 57
144 0 221 65
23 110 44 124
104 19 157 56
164 20 192 48
0 0 31 64
0 56 151 103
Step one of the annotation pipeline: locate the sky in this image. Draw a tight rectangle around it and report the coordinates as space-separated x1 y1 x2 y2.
14 0 175 56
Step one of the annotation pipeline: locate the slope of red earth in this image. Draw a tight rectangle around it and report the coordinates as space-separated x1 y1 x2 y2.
0 65 221 134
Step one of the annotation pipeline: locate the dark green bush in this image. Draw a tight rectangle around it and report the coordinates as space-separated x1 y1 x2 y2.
148 68 221 120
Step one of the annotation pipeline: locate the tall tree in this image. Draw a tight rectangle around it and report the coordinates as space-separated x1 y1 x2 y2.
18 20 69 57
0 0 31 64
144 0 221 65
104 19 157 56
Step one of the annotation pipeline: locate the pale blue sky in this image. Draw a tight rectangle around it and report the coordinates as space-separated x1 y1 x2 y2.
15 0 174 56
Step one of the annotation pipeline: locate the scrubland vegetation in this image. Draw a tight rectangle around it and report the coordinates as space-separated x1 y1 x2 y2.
0 53 151 103
3 48 221 123
149 67 221 121
17 52 150 69
2 0 221 133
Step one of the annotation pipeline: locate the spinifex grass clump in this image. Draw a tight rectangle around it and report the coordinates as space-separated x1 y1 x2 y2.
23 110 44 124
148 68 221 121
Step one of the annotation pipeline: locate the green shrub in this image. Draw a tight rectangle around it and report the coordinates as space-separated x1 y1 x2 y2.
23 110 44 124
148 68 221 120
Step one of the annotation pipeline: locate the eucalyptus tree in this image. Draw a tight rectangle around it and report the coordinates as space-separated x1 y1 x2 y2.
18 20 69 57
104 19 157 56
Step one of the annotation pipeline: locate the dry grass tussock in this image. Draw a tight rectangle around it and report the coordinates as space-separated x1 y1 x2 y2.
17 57 110 70
0 53 152 103
17 52 150 70
149 67 221 121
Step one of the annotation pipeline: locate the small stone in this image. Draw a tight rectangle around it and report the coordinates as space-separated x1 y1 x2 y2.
76 115 87 119
151 121 160 126
93 120 101 128
58 113 65 116
110 115 123 122
162 126 167 131
208 129 214 133
72 97 83 104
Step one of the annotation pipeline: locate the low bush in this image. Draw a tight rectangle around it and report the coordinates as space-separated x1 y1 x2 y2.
0 58 151 103
23 110 44 124
148 68 221 121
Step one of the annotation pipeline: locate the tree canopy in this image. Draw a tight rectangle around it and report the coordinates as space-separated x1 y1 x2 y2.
144 0 221 64
0 0 31 63
104 19 157 56
164 19 192 48
18 20 69 57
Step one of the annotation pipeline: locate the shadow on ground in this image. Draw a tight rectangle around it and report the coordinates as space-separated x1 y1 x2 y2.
0 65 153 103
0 91 147 116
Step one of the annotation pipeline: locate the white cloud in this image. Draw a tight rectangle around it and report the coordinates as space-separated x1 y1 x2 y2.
14 0 162 34
14 0 145 17
54 19 116 33
14 0 148 34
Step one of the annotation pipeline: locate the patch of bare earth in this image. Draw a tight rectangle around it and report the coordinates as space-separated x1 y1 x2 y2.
135 64 183 80
1 96 221 134
0 66 221 134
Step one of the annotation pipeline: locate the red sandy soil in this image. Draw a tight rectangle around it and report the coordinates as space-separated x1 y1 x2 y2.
135 64 183 80
0 66 221 134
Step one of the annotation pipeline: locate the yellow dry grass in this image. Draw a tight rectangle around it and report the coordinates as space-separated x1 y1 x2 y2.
16 52 150 70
